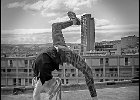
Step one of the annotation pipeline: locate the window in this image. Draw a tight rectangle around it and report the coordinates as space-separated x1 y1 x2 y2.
96 74 99 77
72 74 76 77
66 79 69 84
100 74 103 77
29 69 32 72
100 79 103 82
1 69 5 72
61 79 64 84
114 74 117 77
65 73 70 77
125 57 128 65
65 69 67 72
13 78 16 85
24 69 27 72
24 60 28 65
105 79 109 81
29 79 32 83
101 68 103 72
58 69 62 72
25 79 28 82
105 58 109 64
10 60 13 64
100 58 103 64
18 79 21 85
71 69 75 73
109 68 113 71
136 68 139 71
114 68 118 71
9 60 13 67
7 69 11 72
95 69 100 72
110 74 113 77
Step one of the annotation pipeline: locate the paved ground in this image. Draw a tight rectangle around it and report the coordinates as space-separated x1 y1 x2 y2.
1 86 139 100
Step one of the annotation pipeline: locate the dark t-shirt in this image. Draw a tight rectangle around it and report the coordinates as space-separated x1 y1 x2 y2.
33 46 60 85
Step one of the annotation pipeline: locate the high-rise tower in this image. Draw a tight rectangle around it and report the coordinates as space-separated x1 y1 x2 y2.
80 14 95 55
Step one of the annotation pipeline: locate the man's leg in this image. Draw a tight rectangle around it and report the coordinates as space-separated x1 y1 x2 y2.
57 47 97 98
33 78 55 100
52 20 73 46
52 11 80 46
42 78 61 100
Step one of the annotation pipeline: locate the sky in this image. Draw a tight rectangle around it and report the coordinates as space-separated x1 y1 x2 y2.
1 0 139 44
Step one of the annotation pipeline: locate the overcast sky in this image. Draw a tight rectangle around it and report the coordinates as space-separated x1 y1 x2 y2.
1 0 139 44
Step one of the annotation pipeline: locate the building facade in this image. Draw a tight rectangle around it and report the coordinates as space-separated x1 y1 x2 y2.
81 14 95 55
1 54 139 86
121 35 139 55
1 57 35 86
121 35 139 49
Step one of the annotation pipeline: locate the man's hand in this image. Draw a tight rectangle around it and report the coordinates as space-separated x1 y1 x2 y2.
32 77 37 87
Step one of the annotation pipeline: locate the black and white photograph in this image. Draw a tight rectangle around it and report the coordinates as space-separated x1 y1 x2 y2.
1 0 139 100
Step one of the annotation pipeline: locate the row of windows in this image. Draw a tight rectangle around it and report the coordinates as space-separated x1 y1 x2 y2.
9 60 29 65
65 73 76 77
13 78 32 85
100 57 129 65
65 69 76 73
94 68 118 72
1 69 32 72
3 57 138 68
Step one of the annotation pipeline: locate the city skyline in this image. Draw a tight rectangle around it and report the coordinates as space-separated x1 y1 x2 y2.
1 0 139 44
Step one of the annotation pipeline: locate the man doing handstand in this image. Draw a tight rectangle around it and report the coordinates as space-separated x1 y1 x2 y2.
32 11 98 100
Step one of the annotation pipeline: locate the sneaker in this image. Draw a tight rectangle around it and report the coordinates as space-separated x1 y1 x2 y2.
67 11 76 20
67 11 80 25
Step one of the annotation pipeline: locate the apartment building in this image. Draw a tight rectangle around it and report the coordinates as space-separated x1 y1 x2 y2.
1 56 35 86
81 14 95 54
1 54 139 86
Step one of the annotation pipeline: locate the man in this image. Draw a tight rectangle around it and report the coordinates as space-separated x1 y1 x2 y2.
32 11 98 100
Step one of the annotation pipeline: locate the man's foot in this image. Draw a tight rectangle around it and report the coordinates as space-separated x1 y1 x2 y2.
67 11 80 25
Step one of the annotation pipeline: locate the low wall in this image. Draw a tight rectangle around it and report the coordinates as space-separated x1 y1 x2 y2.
1 79 139 95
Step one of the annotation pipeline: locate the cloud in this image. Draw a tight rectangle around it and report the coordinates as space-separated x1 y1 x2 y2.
1 29 52 44
41 0 98 17
7 0 98 17
23 1 44 11
95 24 139 42
7 2 25 8
1 29 51 35
1 15 139 44
49 16 139 35
94 18 110 27
95 24 139 33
